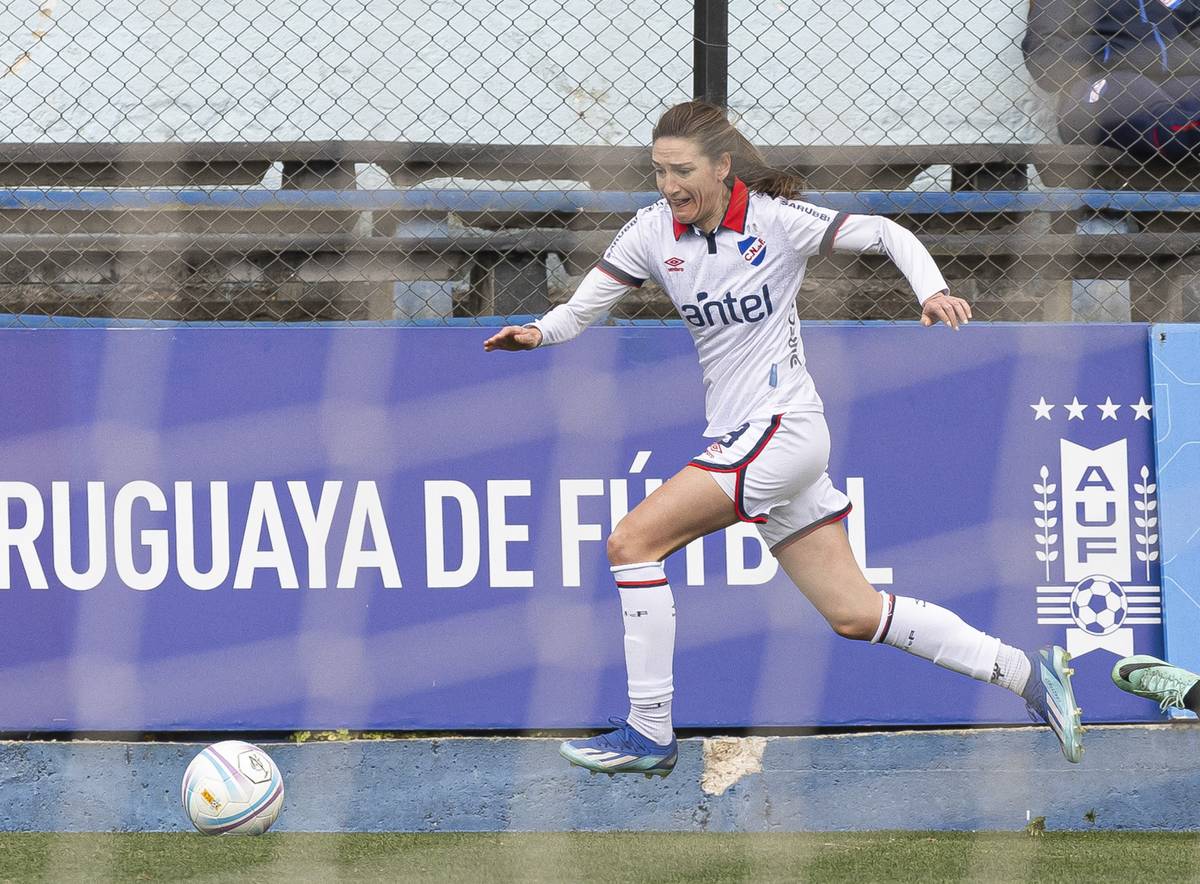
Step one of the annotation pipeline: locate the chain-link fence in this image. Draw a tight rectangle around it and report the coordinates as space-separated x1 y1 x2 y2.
1 0 1198 324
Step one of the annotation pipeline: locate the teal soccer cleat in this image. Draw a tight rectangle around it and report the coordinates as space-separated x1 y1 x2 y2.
560 717 678 779
1112 655 1200 713
1024 645 1084 763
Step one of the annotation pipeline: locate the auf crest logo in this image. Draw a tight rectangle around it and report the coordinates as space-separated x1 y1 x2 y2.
664 257 685 272
1033 439 1161 658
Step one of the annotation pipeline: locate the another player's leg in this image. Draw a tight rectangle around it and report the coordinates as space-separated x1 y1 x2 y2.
772 519 1084 762
1112 656 1200 713
559 464 736 777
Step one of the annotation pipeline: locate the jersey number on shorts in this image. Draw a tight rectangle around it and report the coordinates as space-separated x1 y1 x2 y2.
718 422 751 448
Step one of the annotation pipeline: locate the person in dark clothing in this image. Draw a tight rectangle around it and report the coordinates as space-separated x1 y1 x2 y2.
1023 0 1200 159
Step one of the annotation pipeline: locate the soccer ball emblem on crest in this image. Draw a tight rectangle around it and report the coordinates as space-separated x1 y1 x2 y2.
1069 575 1128 636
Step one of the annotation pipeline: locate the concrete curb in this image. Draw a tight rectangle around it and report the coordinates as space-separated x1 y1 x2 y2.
2 725 1197 832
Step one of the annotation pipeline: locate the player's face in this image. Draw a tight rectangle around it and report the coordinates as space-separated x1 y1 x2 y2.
651 137 731 233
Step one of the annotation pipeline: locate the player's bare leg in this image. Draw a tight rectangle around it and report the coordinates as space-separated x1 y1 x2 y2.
607 464 738 565
770 520 883 641
560 465 737 777
774 520 1083 762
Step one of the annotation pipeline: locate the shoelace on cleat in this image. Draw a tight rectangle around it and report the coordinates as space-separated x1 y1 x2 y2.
583 717 652 752
1134 667 1198 712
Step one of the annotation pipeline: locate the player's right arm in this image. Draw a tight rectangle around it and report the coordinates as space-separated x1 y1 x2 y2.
481 268 632 351
483 212 651 352
483 324 544 350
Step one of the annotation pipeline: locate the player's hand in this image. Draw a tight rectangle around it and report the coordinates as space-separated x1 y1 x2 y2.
484 325 543 351
921 291 971 330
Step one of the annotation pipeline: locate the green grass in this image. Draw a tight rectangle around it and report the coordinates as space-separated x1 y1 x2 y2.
0 832 1197 883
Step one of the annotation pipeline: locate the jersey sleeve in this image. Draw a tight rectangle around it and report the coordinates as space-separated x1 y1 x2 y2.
780 200 947 304
776 199 844 258
528 267 631 346
825 214 948 304
529 211 655 346
594 212 654 289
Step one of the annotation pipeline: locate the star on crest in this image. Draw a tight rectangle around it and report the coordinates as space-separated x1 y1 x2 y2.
1030 396 1054 420
1131 396 1152 420
1064 397 1088 420
1097 396 1121 420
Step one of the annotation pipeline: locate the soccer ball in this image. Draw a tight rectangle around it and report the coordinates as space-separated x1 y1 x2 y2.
181 740 284 835
1069 575 1128 636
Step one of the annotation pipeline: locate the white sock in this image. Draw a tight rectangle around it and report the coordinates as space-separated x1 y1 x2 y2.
992 643 1033 697
612 561 675 746
871 591 1001 683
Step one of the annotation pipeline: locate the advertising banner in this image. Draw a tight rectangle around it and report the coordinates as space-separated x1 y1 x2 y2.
0 324 1163 729
1150 324 1200 716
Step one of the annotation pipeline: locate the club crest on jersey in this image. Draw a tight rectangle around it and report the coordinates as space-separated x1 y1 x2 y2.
1028 403 1161 659
738 236 767 266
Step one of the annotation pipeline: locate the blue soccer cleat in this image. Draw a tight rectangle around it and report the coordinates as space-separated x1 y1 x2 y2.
1024 645 1084 763
559 717 678 779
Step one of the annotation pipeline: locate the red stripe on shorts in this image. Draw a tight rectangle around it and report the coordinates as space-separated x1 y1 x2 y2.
734 468 768 523
768 502 854 554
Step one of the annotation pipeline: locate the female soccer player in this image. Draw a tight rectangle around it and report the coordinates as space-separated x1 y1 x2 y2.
484 101 1083 773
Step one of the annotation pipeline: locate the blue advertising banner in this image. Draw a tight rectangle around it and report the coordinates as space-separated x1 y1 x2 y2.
0 325 1163 730
1150 324 1200 717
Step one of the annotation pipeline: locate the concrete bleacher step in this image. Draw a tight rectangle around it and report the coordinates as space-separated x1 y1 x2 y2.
0 141 937 189
0 230 1195 261
0 141 1196 191
0 190 1197 262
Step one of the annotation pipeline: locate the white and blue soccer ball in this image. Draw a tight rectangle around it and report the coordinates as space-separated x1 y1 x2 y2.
1069 575 1128 636
182 740 284 835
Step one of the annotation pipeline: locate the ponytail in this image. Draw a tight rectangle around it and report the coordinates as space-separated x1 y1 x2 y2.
651 101 803 199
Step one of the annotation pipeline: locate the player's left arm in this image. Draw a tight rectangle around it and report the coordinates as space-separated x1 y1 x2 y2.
826 214 971 330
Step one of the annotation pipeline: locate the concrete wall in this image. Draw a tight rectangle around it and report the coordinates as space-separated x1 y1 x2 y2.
0 0 1056 146
3 726 1197 832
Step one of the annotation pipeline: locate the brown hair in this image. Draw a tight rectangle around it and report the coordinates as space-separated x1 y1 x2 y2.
651 101 802 199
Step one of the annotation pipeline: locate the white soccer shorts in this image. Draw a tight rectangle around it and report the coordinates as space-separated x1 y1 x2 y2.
689 411 852 553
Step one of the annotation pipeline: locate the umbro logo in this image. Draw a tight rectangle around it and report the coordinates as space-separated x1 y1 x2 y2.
664 257 685 272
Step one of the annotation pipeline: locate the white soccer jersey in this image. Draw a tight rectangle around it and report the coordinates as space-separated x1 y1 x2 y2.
531 178 948 436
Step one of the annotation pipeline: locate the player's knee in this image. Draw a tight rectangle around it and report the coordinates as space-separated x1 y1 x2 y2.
826 607 878 642
607 523 670 566
606 525 646 567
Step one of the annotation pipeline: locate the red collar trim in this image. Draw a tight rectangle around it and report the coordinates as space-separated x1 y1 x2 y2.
670 177 749 240
720 177 749 234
